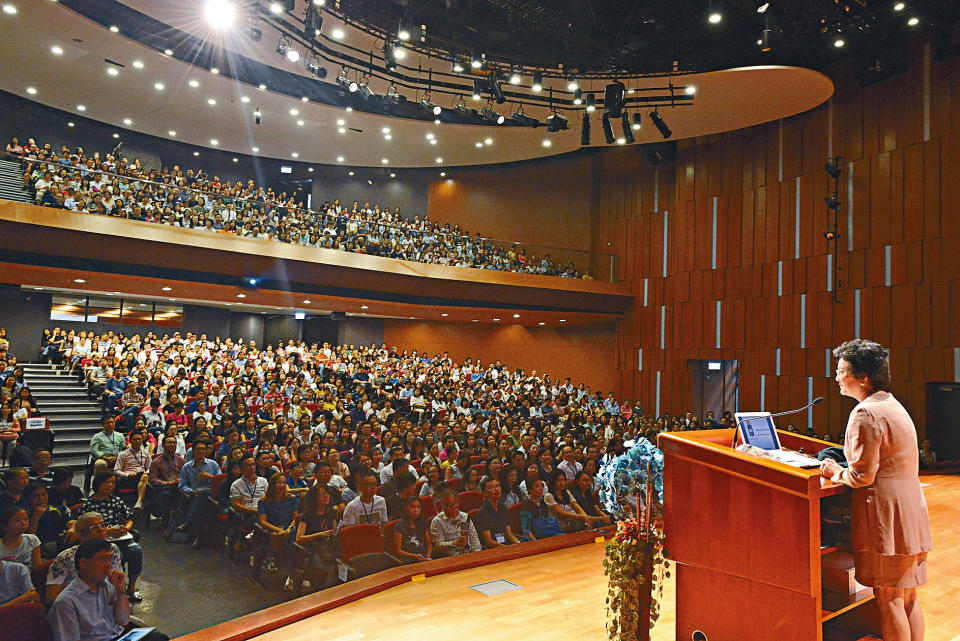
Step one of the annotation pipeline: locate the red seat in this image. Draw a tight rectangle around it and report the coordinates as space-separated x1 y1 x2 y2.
415 479 427 494
508 503 522 534
467 508 480 529
446 477 463 492
209 473 228 497
31 559 54 607
458 491 484 512
338 524 384 563
305 403 319 411
470 463 486 476
470 456 482 464
420 497 439 522
383 519 401 555
0 603 53 641
409 458 422 474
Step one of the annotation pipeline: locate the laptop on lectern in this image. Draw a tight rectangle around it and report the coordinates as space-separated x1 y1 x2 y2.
734 412 782 451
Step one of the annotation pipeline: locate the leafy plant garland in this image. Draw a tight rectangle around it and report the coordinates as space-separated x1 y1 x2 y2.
597 439 668 641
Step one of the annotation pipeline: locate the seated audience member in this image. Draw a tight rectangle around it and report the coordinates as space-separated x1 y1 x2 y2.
45 512 123 605
0 467 28 511
393 496 431 563
313 462 345 514
27 449 55 486
519 479 556 541
113 430 151 510
0 557 37 607
474 479 520 548
428 488 481 557
48 539 169 641
340 471 388 528
498 464 522 508
91 417 125 476
919 439 937 469
285 463 309 496
147 435 184 528
176 441 221 545
571 470 611 525
116 381 144 432
294 480 339 590
140 398 165 437
0 505 41 569
556 445 583 481
230 455 268 529
256 473 300 554
23 482 71 558
0 403 20 467
78 473 143 601
543 474 592 533
47 467 84 512
385 473 417 520
418 463 442 498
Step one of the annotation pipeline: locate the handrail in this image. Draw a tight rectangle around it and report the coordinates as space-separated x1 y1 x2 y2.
5 146 616 280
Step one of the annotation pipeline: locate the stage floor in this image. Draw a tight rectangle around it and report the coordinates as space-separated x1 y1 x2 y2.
247 474 958 641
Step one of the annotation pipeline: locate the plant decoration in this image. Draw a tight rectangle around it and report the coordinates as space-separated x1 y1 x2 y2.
597 438 668 641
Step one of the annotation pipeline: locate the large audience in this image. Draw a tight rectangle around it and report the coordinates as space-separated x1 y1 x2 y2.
0 324 870 640
5 136 594 279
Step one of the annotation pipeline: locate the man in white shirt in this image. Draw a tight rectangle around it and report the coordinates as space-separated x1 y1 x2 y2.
340 472 387 528
229 456 267 528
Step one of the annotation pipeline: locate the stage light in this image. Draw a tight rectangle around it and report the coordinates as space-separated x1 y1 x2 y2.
573 88 582 105
824 196 841 210
546 110 568 132
532 71 543 92
824 159 842 178
581 112 591 145
631 112 643 130
511 105 539 127
277 36 299 62
204 0 235 29
452 59 465 73
305 53 326 77
621 112 635 144
604 81 625 118
472 79 483 101
481 103 505 124
398 27 410 41
649 110 672 138
382 41 398 72
356 76 373 100
488 73 505 104
823 230 839 241
383 83 400 104
601 113 615 144
585 93 596 112
336 66 350 89
419 93 442 116
509 70 521 85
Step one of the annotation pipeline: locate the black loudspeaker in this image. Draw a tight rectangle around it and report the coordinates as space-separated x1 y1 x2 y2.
642 140 677 165
849 43 906 87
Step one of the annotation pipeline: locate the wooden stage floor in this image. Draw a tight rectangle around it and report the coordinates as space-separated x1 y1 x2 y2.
244 474 958 641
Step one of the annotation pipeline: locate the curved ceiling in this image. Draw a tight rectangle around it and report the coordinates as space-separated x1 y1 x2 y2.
0 0 835 168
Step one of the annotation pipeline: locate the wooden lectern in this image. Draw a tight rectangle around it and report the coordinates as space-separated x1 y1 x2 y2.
657 429 880 641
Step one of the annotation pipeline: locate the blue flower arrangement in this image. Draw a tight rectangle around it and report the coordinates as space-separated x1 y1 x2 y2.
598 438 665 519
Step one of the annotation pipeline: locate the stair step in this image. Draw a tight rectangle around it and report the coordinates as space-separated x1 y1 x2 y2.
41 406 101 413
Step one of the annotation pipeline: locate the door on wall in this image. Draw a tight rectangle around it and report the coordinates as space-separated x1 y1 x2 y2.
687 360 739 420
926 383 960 461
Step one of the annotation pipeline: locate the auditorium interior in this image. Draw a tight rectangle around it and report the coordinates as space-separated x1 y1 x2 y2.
0 1 959 640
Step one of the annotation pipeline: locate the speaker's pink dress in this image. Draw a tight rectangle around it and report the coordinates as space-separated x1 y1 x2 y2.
835 391 932 588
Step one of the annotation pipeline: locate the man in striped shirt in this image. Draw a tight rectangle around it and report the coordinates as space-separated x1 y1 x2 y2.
113 430 150 511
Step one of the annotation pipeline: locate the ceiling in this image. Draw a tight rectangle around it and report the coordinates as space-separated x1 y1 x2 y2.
0 0 836 167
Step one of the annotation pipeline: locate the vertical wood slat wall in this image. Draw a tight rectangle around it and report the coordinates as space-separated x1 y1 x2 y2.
597 40 960 438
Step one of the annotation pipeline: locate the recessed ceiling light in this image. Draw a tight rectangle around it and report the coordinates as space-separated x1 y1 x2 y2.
381 158 388 164
303 299 311 304
425 132 434 140
834 38 845 48
289 108 299 115
164 49 174 55
894 2 905 10
338 127 346 134
240 96 250 103
207 98 217 105
109 25 119 32
73 278 85 283
189 79 199 88
291 152 299 158
26 86 36 95
2 4 17 15
132 60 143 69
435 157 443 163
106 67 118 76
259 83 267 90
439 171 446 177
542 139 552 147
513 313 520 318
237 293 246 298
161 286 172 291
390 172 395 177
50 45 63 55
384 134 392 140
708 12 722 23
559 319 566 322
493 317 500 321
538 321 546 326
685 85 696 95
381 126 390 134
210 67 219 74
336 119 345 125
301 96 309 102
67 122 74 127
336 155 344 162
441 313 448 317
308 167 313 172
360 305 369 309
348 171 354 176
168 130 176 136
484 137 493 145
297 120 304 126
112 133 119 138
233 157 238 163
193 151 199 156
430 139 438 145
210 139 218 145
332 28 344 39
76 104 85 111
251 146 259 153
345 106 353 112
907 16 919 26
269 2 283 14
475 142 483 148
123 118 132 125
154 82 164 90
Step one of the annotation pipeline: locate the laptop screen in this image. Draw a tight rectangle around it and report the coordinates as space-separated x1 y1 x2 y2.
735 413 781 451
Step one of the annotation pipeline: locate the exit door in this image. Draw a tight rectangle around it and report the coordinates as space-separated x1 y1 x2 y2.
688 359 739 420
926 383 960 460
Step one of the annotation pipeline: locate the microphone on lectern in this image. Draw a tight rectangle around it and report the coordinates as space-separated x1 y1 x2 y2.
732 397 825 449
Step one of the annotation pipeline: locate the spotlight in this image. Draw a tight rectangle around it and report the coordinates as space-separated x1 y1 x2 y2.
585 93 596 112
471 49 483 69
454 98 474 120
601 113 615 144
511 105 540 127
581 112 591 145
649 110 672 138
604 81 626 118
824 158 842 178
481 102 505 124
631 112 643 130
397 20 422 42
276 35 299 62
305 53 326 78
824 196 841 210
383 41 398 72
532 71 543 92
823 230 839 241
304 7 323 41
356 76 373 100
546 110 568 132
621 112 635 144
336 66 350 89
567 77 578 91
253 107 262 125
573 88 582 105
488 73 505 104
204 0 235 30
420 93 442 116
472 79 483 101
383 83 401 104
509 69 522 85
834 38 845 48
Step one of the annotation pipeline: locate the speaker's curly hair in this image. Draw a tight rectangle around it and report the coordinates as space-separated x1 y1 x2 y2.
833 339 890 392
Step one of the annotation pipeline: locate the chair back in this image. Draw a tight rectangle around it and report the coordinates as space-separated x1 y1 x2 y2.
508 502 522 534
209 473 228 497
458 491 484 512
470 456 482 465
338 524 384 563
31 559 54 607
420 497 438 522
409 458 423 474
446 477 463 492
20 428 54 454
0 602 53 641
383 518 401 555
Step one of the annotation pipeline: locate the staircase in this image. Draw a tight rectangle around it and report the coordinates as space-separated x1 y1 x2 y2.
22 363 100 470
0 158 32 204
